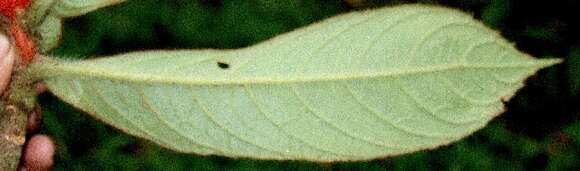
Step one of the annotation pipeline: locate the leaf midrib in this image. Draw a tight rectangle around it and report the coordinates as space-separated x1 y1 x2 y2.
39 60 558 85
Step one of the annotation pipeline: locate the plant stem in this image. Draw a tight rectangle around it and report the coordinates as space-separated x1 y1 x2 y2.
0 104 27 170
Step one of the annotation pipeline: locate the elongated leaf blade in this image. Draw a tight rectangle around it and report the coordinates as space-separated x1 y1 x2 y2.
31 5 560 161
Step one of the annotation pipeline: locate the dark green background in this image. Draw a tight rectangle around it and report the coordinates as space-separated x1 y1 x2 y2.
38 0 580 170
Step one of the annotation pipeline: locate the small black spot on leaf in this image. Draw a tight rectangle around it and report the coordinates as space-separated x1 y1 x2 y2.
217 62 230 69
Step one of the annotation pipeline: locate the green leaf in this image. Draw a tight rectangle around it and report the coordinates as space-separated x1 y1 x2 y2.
22 0 125 52
30 5 560 161
37 14 63 53
24 0 56 27
51 0 126 17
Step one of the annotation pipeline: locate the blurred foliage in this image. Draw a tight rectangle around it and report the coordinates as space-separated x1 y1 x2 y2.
38 0 579 170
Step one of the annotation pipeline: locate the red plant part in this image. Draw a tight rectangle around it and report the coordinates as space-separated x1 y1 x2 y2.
1 0 31 18
9 20 36 63
1 0 36 64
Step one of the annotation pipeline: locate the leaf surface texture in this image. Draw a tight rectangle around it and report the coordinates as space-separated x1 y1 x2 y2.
32 5 560 161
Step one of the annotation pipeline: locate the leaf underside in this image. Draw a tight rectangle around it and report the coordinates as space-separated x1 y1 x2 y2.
31 5 560 162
